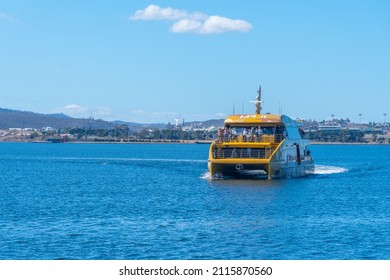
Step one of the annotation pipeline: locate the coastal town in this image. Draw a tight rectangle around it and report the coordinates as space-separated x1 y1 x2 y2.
1 117 390 144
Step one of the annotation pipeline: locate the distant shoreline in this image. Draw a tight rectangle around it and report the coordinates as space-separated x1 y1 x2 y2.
67 140 213 144
310 141 390 145
0 139 213 144
1 140 389 145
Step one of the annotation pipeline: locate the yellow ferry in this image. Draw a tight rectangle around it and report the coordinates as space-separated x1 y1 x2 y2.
208 86 314 179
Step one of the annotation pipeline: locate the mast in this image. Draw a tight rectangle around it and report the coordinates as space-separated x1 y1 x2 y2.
250 85 262 114
256 85 262 114
249 85 264 114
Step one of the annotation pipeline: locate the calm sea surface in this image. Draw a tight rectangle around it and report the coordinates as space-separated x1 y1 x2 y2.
0 142 389 260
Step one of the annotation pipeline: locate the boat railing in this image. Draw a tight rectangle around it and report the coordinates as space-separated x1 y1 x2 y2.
217 134 284 144
213 147 273 159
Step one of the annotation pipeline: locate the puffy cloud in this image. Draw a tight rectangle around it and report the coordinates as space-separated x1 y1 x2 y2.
132 109 177 118
215 112 227 118
170 19 202 33
59 104 88 115
170 16 252 34
201 16 252 34
94 106 112 117
56 105 113 119
129 4 252 34
128 110 179 123
129 4 204 21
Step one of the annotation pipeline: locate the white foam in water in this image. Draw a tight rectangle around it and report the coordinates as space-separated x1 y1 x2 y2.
201 172 212 180
314 165 348 175
201 166 348 179
200 172 225 180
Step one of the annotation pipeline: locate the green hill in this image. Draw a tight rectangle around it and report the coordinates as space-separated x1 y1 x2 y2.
0 108 114 130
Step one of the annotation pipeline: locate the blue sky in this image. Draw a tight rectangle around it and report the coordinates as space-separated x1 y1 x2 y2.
1 1 389 123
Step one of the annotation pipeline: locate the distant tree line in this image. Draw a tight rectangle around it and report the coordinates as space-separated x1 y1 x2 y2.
305 130 366 143
27 124 390 144
65 125 215 141
66 125 130 139
58 126 389 143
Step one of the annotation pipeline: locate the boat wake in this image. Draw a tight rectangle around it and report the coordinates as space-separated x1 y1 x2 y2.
314 165 348 175
200 172 228 180
200 172 212 180
201 165 348 180
201 172 225 180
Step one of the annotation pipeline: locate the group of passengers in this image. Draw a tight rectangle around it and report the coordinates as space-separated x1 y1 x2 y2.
217 126 284 143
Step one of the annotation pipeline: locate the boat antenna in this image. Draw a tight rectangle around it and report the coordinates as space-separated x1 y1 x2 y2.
250 85 263 114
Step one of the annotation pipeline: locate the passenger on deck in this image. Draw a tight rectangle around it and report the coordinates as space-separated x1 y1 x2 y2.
217 128 223 143
255 127 260 142
224 128 231 142
242 128 248 142
246 128 252 142
250 127 256 142
231 128 237 141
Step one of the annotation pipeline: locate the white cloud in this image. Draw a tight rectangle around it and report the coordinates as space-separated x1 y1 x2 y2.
201 16 252 34
215 112 226 118
59 104 88 115
170 16 252 34
129 4 252 34
130 4 205 21
132 109 178 119
94 107 112 117
170 19 202 33
56 105 113 119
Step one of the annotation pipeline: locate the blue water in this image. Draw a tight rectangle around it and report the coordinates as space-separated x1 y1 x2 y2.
0 143 389 260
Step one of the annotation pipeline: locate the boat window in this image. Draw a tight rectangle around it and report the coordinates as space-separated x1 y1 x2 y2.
219 124 286 143
276 125 284 134
228 125 280 135
260 126 275 135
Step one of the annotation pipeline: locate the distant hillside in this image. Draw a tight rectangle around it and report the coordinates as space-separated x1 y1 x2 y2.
184 119 224 128
0 108 114 130
112 120 167 130
0 107 224 131
46 113 72 119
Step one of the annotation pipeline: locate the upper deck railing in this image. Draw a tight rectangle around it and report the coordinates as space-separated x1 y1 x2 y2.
213 147 272 159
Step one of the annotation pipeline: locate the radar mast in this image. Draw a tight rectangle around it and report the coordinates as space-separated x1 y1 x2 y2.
250 85 263 114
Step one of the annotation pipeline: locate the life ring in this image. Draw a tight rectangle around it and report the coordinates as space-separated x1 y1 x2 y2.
235 163 244 170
